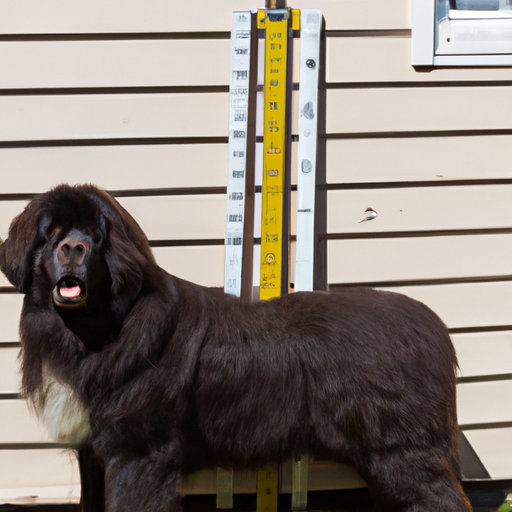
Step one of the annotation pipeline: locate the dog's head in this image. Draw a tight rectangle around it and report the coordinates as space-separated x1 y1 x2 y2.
43 211 105 310
0 184 155 315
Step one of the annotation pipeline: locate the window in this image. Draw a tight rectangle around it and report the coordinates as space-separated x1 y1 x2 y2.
412 0 512 66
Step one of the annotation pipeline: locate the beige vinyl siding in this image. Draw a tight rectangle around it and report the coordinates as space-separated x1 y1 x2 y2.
457 381 512 427
465 428 512 480
453 331 512 378
0 145 229 194
326 186 512 233
379 282 512 331
0 41 231 89
0 450 81 504
0 0 409 33
1 0 511 503
119 195 227 240
328 235 512 285
0 401 52 444
0 295 23 343
0 94 229 141
0 347 20 394
327 36 512 83
326 136 512 183
326 87 512 134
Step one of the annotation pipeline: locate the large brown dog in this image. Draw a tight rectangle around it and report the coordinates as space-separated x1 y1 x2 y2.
0 184 471 512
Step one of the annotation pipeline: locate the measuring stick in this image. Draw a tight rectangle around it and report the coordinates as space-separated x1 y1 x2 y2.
291 10 322 511
257 7 292 300
256 6 297 512
224 10 254 300
219 10 256 509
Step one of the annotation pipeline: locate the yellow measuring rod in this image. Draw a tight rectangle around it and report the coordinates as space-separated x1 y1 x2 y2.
258 7 297 302
257 6 298 512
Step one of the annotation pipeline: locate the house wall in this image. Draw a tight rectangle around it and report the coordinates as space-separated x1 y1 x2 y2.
1 0 511 503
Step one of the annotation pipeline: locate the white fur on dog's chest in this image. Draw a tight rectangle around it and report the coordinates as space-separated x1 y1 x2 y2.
39 368 91 446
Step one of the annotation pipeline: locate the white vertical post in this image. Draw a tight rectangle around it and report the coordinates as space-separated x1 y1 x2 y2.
292 9 322 512
295 9 322 295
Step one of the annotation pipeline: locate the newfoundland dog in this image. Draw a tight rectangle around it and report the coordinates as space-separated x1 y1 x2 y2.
0 184 471 512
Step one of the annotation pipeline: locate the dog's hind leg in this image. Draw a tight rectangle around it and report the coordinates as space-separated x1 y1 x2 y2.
103 448 183 512
357 446 473 512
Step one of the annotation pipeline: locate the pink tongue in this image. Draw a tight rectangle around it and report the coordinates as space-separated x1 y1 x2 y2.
60 285 81 299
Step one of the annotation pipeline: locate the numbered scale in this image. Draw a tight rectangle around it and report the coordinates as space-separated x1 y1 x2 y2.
223 5 322 512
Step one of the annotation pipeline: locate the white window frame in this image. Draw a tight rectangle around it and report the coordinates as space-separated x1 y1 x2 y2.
412 0 512 66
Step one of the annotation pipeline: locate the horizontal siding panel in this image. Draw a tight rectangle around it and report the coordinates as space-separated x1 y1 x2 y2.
379 282 512 330
305 0 410 31
0 144 228 194
0 484 79 506
327 136 512 183
458 381 512 426
327 37 512 84
1 273 17 288
326 87 512 134
453 331 512 379
0 0 409 34
0 40 230 89
0 200 27 240
464 428 512 479
153 246 225 287
118 195 226 240
327 185 512 233
0 93 229 142
327 235 512 285
0 295 22 343
0 450 79 499
0 347 20 393
0 400 49 444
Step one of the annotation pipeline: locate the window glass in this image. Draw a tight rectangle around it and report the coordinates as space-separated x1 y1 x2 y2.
450 0 512 9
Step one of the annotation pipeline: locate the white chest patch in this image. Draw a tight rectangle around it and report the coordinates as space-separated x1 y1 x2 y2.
37 369 91 446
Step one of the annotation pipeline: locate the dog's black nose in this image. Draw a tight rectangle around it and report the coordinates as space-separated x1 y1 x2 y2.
57 237 89 266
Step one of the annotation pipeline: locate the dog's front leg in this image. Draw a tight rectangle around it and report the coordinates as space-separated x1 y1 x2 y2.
78 445 105 512
103 447 183 512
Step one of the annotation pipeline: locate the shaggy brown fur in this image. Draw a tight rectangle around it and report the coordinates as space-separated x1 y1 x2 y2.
0 184 472 512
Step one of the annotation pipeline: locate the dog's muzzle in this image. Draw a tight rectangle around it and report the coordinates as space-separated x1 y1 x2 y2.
52 277 88 309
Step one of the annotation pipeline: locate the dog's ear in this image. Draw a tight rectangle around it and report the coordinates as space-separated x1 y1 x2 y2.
83 186 156 315
0 198 49 293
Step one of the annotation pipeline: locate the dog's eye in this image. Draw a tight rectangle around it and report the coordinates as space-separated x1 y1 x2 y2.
93 232 103 247
48 227 62 242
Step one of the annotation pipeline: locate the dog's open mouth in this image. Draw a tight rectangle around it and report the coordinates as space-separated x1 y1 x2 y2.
53 277 87 309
